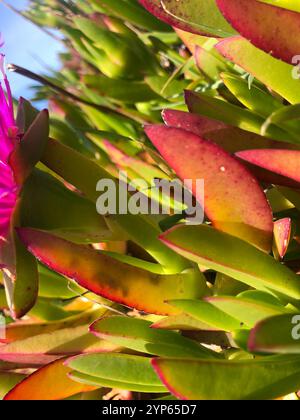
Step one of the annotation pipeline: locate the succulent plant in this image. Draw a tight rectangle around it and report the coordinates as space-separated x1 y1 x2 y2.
1 0 300 400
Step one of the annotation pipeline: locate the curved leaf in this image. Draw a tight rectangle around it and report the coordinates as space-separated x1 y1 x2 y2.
206 295 289 328
139 0 234 36
69 370 166 393
168 299 241 331
145 125 273 251
217 0 300 64
248 314 300 354
17 228 205 316
67 353 163 387
152 355 300 399
216 36 300 104
42 139 187 272
0 325 119 365
160 224 300 300
236 149 300 185
161 0 236 37
90 316 215 358
4 358 96 400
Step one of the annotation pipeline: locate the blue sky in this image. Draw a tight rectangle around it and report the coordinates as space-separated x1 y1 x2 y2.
0 0 64 103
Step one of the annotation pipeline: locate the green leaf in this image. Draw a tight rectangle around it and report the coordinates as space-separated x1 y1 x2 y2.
67 353 163 388
38 264 84 299
2 230 39 319
69 371 166 393
0 325 119 365
151 312 218 331
249 314 300 354
90 316 216 358
141 0 236 37
160 225 300 300
185 90 294 143
221 73 283 119
152 355 300 399
20 169 112 244
217 36 300 105
206 294 289 329
168 299 242 331
3 307 104 343
41 139 188 272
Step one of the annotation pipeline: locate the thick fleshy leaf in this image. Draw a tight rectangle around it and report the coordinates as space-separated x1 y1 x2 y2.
90 316 215 358
248 314 300 354
162 110 289 153
151 313 218 331
267 187 295 214
10 110 49 186
2 231 39 319
185 90 292 143
38 264 85 299
216 0 300 64
145 125 273 251
206 295 289 328
20 169 111 244
42 139 187 272
67 353 163 388
221 72 283 119
273 218 292 259
17 228 205 316
220 74 300 145
0 325 119 365
162 109 226 135
69 371 166 393
236 149 300 186
216 36 300 104
139 0 235 36
1 308 104 344
168 299 241 331
152 355 300 400
159 225 300 300
278 187 300 212
213 273 248 296
194 41 230 80
4 358 96 400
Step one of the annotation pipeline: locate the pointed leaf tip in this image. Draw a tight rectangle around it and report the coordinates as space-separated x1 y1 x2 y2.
216 0 300 64
17 228 203 316
146 125 273 251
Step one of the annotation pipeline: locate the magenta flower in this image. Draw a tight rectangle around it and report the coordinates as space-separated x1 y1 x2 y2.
0 53 19 243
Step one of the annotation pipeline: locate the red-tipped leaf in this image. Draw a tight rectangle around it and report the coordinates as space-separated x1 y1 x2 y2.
216 0 300 64
145 125 273 251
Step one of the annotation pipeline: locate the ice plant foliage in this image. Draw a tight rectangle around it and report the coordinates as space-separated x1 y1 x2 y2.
0 54 18 244
3 0 300 401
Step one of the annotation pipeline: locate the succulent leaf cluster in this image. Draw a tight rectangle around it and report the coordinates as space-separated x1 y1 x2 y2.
1 0 300 401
